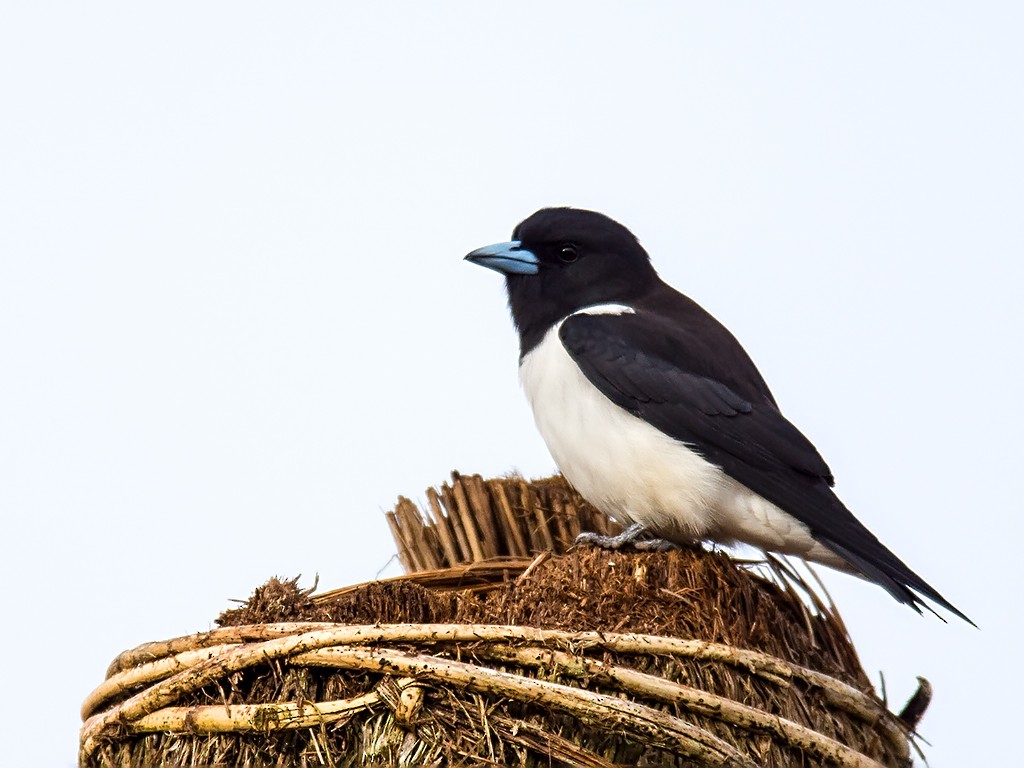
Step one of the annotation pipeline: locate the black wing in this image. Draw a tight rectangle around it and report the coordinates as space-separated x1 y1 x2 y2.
559 312 971 623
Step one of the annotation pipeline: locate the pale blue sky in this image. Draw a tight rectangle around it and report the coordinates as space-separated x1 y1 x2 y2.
1 4 1021 765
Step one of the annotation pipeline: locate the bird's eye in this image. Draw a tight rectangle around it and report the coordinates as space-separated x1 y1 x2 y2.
559 244 579 263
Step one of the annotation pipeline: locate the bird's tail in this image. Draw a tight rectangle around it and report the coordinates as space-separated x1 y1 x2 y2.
822 536 975 626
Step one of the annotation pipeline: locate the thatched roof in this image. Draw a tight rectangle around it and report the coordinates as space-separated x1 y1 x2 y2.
80 473 920 767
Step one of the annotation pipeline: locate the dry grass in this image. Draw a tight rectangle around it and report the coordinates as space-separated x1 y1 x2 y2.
80 473 916 767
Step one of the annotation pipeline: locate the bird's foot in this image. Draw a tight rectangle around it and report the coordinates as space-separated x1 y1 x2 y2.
631 536 679 552
574 522 678 552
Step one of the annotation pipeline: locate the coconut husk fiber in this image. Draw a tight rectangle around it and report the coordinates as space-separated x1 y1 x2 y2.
80 472 920 767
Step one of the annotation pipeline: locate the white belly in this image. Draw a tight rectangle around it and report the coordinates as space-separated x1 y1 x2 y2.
518 313 846 568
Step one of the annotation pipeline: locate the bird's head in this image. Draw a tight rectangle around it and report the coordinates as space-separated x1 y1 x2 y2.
465 208 658 350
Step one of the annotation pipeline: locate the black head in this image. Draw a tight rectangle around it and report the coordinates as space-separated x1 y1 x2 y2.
465 208 659 353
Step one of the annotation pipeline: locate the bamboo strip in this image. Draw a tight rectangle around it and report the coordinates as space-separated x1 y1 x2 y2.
491 483 530 557
526 483 555 550
395 498 426 570
387 474 621 572
438 484 472 562
483 481 516 558
412 497 442 570
412 504 442 571
395 498 430 572
405 500 436 572
464 474 501 559
551 498 573 549
384 511 414 573
562 499 582 540
425 487 461 566
420 524 444 571
450 477 485 561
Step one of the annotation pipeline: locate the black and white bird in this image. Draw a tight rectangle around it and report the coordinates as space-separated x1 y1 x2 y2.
466 207 970 623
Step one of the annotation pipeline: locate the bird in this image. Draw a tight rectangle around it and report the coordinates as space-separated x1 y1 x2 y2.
465 206 971 623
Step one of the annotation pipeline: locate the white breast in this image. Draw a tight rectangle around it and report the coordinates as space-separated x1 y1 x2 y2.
518 305 847 568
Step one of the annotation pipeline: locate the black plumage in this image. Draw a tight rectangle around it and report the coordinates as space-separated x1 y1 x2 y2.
466 207 971 623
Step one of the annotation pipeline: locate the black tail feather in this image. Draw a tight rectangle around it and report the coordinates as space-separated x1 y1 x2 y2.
824 538 975 627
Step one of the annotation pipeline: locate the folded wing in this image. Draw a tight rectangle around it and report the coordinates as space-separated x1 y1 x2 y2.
559 312 971 623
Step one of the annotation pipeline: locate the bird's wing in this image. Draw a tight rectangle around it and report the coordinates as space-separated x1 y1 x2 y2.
559 312 834 485
559 312 972 622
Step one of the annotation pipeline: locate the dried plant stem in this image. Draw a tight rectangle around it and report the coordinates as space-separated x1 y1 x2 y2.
480 644 885 768
87 622 907 765
527 483 556 550
486 713 618 768
491 483 529 556
85 628 753 766
389 473 619 567
295 645 758 768
81 475 913 767
313 558 536 603
81 628 388 761
83 642 241 720
105 621 340 677
450 479 486 561
99 622 890 726
384 510 414 573
129 691 382 734
425 487 461 565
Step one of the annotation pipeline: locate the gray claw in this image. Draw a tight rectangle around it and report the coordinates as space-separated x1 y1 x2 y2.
632 537 679 552
574 522 677 552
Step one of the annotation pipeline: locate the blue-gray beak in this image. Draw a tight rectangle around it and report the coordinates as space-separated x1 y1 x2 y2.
464 240 540 276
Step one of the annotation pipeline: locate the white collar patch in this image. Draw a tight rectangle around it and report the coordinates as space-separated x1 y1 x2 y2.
571 303 636 317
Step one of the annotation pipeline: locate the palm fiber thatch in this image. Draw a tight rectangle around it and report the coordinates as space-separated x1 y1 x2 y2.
80 472 920 767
